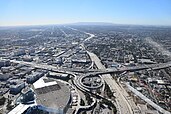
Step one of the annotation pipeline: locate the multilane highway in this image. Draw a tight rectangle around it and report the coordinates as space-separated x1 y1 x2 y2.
73 27 138 113
3 26 171 114
87 51 138 114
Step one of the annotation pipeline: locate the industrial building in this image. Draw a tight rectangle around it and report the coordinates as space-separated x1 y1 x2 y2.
9 81 26 95
33 77 71 114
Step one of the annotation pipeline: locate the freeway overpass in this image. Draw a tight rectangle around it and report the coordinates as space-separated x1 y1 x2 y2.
86 51 139 114
7 59 171 75
88 61 171 75
3 26 171 114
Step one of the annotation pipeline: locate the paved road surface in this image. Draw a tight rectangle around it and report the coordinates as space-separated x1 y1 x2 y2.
87 51 140 114
125 83 171 114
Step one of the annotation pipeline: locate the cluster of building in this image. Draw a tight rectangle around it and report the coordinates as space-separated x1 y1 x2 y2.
82 25 171 113
0 26 95 114
0 25 171 114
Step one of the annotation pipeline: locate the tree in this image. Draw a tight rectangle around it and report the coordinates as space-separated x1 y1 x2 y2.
80 98 85 106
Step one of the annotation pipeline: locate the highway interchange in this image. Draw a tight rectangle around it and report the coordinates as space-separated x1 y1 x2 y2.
3 27 171 114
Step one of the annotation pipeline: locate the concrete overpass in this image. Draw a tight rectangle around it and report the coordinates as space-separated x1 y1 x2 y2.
8 59 171 76
4 26 171 114
86 51 140 114
88 61 171 75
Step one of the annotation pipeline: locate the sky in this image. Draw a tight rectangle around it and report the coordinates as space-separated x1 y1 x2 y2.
0 0 171 26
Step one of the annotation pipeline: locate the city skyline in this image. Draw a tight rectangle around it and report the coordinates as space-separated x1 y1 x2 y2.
0 0 171 26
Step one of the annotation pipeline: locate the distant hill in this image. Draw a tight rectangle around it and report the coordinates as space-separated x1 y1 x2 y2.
66 22 115 26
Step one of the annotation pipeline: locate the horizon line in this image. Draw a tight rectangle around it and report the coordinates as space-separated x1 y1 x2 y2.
0 22 171 27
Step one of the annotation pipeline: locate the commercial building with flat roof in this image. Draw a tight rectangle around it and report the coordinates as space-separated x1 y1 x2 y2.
33 77 71 114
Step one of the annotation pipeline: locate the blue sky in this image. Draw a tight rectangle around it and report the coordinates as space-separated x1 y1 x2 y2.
0 0 171 26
